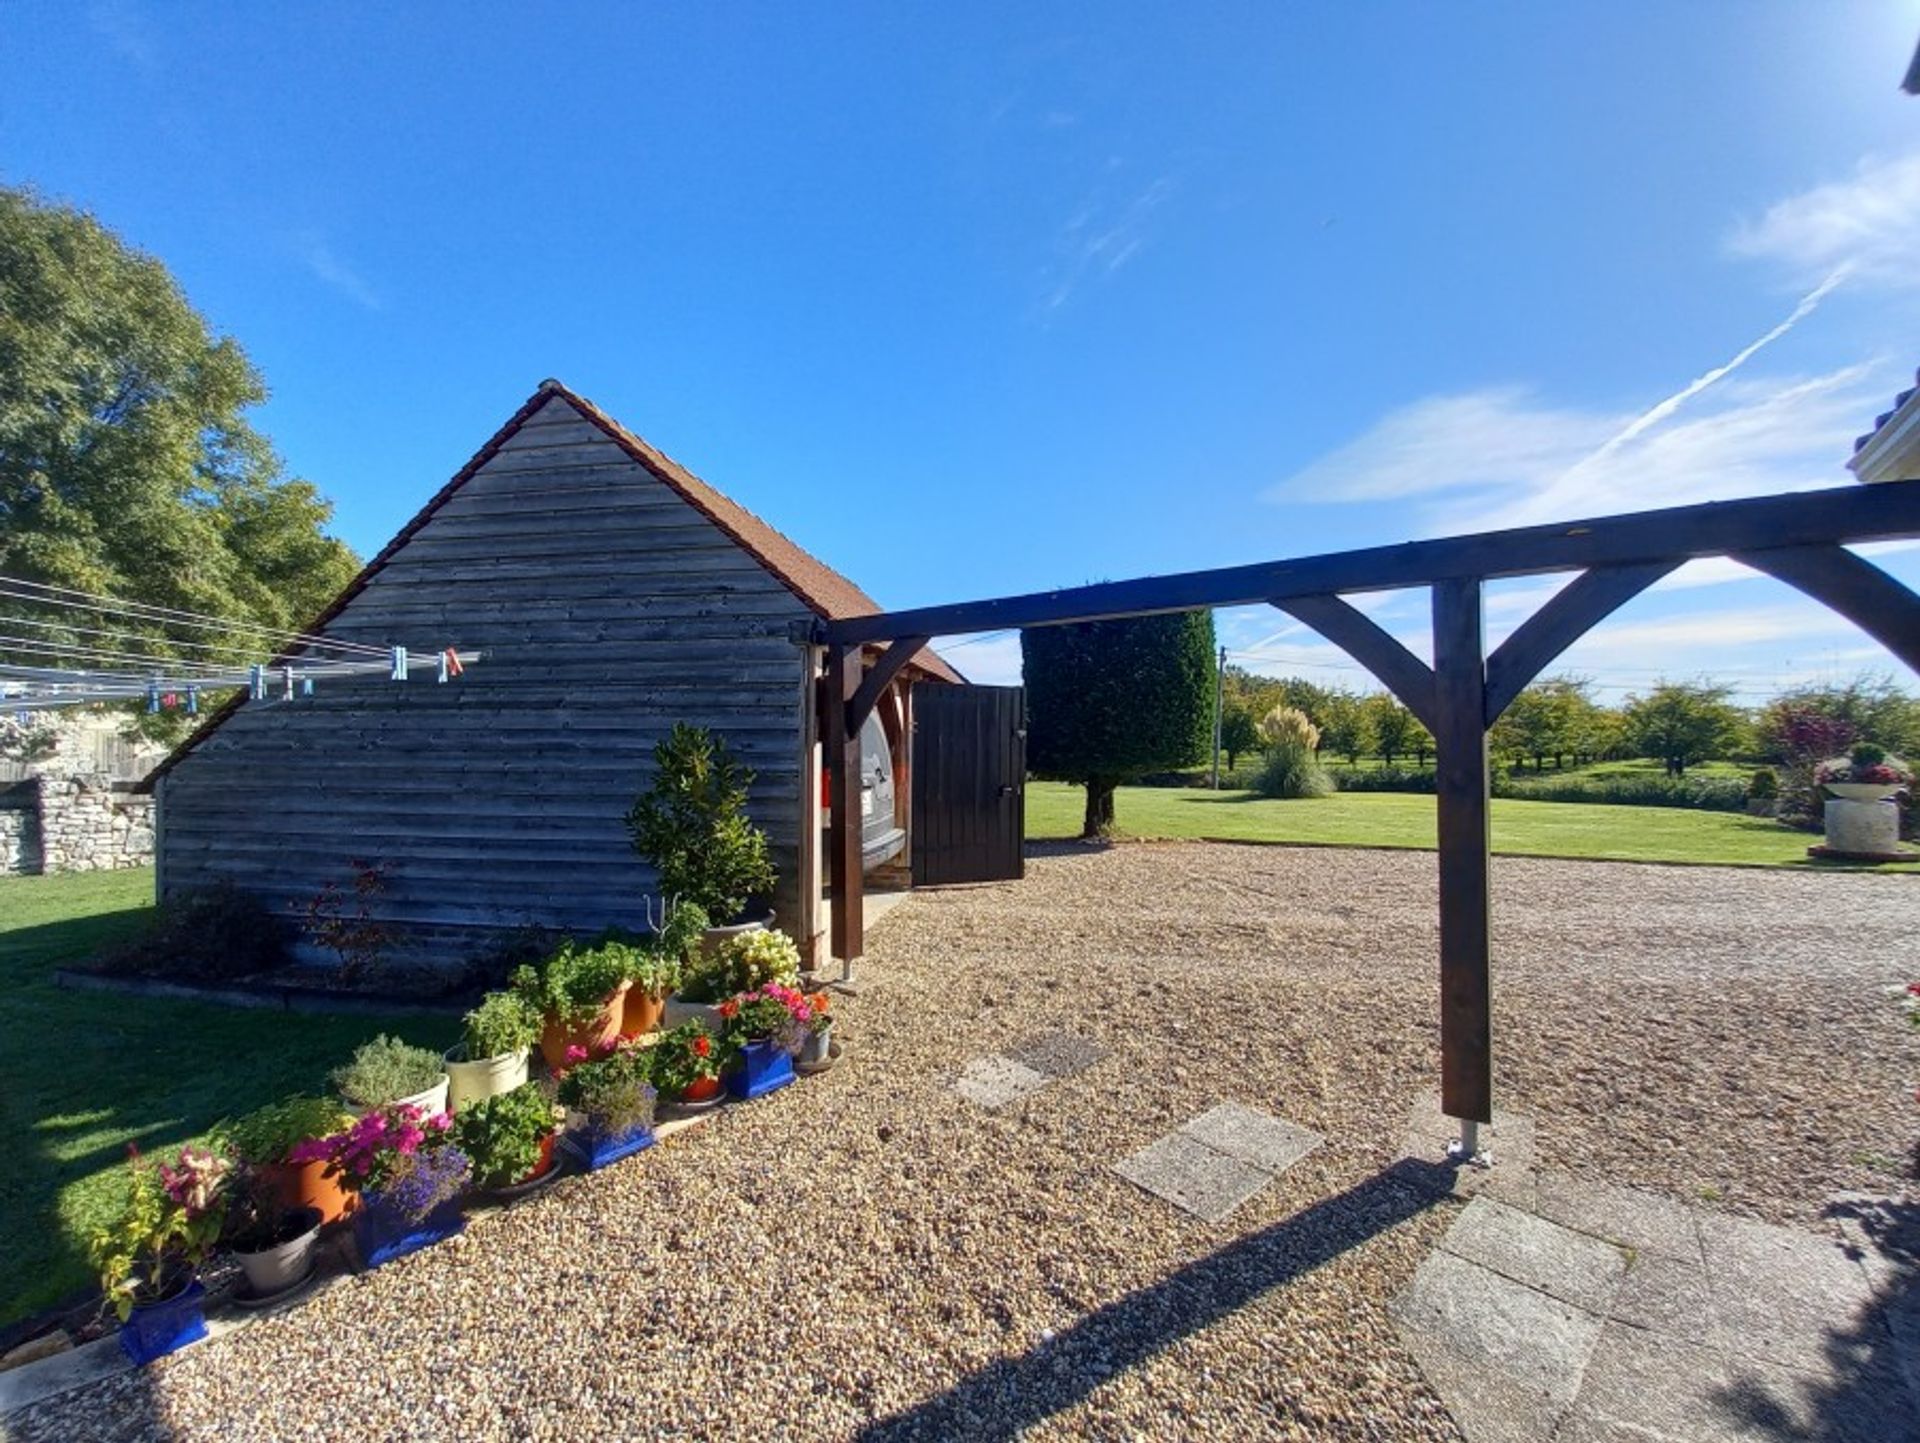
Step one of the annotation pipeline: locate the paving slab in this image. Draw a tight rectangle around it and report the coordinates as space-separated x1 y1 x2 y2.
1008 1030 1107 1079
951 1055 1050 1110
1177 1102 1322 1177
1575 1319 1746 1442
1606 1252 1717 1346
1112 1132 1273 1222
0 1335 127 1416
1696 1211 1884 1374
1534 1174 1704 1263
1716 1351 1918 1443
1391 1249 1602 1443
1397 1089 1538 1207
1440 1197 1627 1315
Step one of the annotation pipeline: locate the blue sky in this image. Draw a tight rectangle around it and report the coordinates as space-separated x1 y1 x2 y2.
6 2 1920 700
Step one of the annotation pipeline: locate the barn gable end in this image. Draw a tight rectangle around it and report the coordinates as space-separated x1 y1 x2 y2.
154 386 819 953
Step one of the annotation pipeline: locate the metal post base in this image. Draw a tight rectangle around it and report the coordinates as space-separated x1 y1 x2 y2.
1447 1118 1492 1168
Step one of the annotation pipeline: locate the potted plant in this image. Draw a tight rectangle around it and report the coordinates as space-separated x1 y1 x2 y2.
331 1034 449 1116
556 1046 658 1169
446 991 539 1111
1817 743 1913 800
89 1145 228 1365
646 1020 727 1113
217 1094 356 1225
221 1168 323 1302
796 989 835 1072
666 924 802 1028
513 939 632 1071
624 724 777 949
290 1103 472 1269
623 898 708 1037
450 1083 559 1197
717 983 817 1100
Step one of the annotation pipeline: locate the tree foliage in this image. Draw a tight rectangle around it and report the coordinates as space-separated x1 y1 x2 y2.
0 187 359 691
1218 703 1261 770
1024 610 1216 837
1622 682 1745 776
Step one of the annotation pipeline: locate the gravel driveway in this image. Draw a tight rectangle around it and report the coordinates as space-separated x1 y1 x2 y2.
13 843 1917 1442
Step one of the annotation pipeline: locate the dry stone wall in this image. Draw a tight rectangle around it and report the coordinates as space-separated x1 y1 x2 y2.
0 776 153 875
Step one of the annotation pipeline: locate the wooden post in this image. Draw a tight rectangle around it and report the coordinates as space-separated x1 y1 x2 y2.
1432 577 1493 1128
825 643 865 971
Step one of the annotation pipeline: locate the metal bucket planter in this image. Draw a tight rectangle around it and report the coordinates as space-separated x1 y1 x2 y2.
445 1047 529 1112
728 1039 796 1100
119 1279 208 1366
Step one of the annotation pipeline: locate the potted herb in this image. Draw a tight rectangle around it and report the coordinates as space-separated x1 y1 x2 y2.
221 1167 322 1302
623 898 708 1038
216 1095 355 1226
446 991 539 1111
513 939 632 1072
451 1083 558 1196
556 1047 658 1169
89 1145 228 1365
717 983 817 1100
796 989 835 1072
290 1103 472 1269
331 1034 449 1116
646 1020 727 1113
624 724 777 943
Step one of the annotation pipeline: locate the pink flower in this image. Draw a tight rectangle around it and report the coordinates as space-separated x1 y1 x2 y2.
565 1044 589 1064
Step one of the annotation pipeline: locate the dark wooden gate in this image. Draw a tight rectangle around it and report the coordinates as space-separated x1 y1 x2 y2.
911 685 1025 886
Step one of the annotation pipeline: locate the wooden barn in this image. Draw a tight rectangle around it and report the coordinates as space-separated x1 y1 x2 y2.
141 379 964 968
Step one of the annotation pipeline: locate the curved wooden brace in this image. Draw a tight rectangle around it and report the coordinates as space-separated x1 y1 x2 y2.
846 635 932 734
1483 561 1679 724
1271 594 1438 733
1732 544 1920 676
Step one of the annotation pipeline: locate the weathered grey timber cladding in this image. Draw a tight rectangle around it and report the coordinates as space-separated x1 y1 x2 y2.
154 393 813 949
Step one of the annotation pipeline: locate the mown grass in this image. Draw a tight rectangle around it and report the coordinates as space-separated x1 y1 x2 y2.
1025 781 1920 871
0 868 453 1328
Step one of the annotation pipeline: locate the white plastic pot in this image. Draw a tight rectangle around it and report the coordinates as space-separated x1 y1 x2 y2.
234 1210 322 1298
392 1076 450 1118
662 998 723 1032
444 1047 529 1113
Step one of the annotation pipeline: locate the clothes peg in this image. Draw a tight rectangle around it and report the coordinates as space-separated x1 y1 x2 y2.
186 686 199 715
147 681 160 714
442 648 464 679
249 665 266 701
390 646 408 682
301 676 314 697
283 665 295 701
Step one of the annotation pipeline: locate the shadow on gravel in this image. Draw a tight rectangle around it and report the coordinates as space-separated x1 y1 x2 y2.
856 1158 1450 1442
1022 839 1115 859
1710 1195 1920 1442
8 1364 179 1443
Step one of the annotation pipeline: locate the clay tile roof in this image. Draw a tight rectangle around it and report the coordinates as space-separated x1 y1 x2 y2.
141 381 962 788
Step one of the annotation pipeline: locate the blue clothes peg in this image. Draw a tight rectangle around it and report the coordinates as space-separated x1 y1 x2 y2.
146 681 160 714
249 665 265 700
186 686 199 715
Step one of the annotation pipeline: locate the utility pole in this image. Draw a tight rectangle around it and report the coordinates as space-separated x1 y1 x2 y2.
1210 642 1226 789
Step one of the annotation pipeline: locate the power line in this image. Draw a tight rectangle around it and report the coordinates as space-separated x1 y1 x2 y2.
0 576 392 659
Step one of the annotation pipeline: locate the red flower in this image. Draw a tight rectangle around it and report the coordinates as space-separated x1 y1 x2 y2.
693 1035 711 1058
1907 982 1920 996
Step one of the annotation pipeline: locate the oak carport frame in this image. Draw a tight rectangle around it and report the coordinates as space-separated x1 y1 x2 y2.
817 482 1920 1136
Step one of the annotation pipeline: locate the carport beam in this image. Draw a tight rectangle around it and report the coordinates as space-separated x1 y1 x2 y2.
1433 578 1493 1130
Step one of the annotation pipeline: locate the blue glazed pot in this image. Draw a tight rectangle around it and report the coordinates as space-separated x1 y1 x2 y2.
353 1197 466 1270
119 1278 208 1366
728 1038 796 1100
558 1118 655 1171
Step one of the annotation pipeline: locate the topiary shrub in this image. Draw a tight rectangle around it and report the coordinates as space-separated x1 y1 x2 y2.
624 724 776 925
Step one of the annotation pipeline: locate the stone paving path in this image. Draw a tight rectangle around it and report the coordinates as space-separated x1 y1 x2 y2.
949 1029 1109 1109
1389 1101 1919 1442
1113 1103 1325 1222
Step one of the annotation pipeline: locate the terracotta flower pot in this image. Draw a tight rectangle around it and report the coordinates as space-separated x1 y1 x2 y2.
538 983 632 1072
262 1156 356 1226
621 987 666 1039
518 1132 557 1186
679 1074 724 1105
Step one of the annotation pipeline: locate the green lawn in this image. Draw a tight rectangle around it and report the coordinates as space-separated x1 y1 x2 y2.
1026 781 1920 870
0 868 453 1327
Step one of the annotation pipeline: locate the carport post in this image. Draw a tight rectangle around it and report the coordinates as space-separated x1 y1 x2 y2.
1432 577 1494 1145
825 642 865 977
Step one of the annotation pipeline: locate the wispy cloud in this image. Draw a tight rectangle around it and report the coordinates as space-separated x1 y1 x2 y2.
88 1 157 72
296 233 381 310
1729 149 1920 289
1043 175 1176 312
1272 363 1881 535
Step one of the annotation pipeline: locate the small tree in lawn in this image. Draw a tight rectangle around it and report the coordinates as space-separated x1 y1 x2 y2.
1622 682 1744 777
1363 693 1418 767
1219 703 1261 772
624 724 776 925
1023 611 1216 838
1316 690 1373 766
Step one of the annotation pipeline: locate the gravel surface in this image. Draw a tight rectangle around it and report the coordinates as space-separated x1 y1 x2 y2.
12 843 1916 1442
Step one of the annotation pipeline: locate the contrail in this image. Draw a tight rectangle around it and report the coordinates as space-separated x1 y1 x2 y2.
1570 262 1852 471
